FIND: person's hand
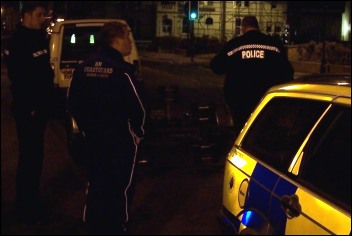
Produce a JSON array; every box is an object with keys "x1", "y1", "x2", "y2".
[
  {"x1": 135, "y1": 136, "x2": 142, "y2": 145},
  {"x1": 30, "y1": 111, "x2": 36, "y2": 116},
  {"x1": 132, "y1": 131, "x2": 143, "y2": 145}
]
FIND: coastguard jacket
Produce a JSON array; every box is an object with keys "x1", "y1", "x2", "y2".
[
  {"x1": 210, "y1": 30, "x2": 294, "y2": 113},
  {"x1": 67, "y1": 46, "x2": 146, "y2": 142},
  {"x1": 4, "y1": 24, "x2": 54, "y2": 113}
]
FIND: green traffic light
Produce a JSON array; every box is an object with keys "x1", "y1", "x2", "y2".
[
  {"x1": 190, "y1": 12, "x2": 197, "y2": 19},
  {"x1": 189, "y1": 1, "x2": 199, "y2": 20}
]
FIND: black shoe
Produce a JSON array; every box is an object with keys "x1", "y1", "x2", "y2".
[
  {"x1": 15, "y1": 208, "x2": 46, "y2": 225},
  {"x1": 16, "y1": 214, "x2": 43, "y2": 225}
]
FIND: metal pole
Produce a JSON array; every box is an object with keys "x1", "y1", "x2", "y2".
[
  {"x1": 320, "y1": 2, "x2": 327, "y2": 74},
  {"x1": 221, "y1": 1, "x2": 226, "y2": 42},
  {"x1": 190, "y1": 20, "x2": 194, "y2": 63}
]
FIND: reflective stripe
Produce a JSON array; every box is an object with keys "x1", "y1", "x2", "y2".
[
  {"x1": 124, "y1": 72, "x2": 146, "y2": 137},
  {"x1": 227, "y1": 44, "x2": 280, "y2": 56},
  {"x1": 124, "y1": 122, "x2": 139, "y2": 223}
]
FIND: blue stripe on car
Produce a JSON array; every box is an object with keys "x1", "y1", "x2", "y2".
[
  {"x1": 270, "y1": 177, "x2": 298, "y2": 234},
  {"x1": 241, "y1": 163, "x2": 280, "y2": 229}
]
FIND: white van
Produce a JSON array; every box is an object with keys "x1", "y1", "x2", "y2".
[{"x1": 49, "y1": 18, "x2": 141, "y2": 94}]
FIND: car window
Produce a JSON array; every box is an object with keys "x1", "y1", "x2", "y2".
[
  {"x1": 241, "y1": 97, "x2": 328, "y2": 171},
  {"x1": 298, "y1": 105, "x2": 351, "y2": 211},
  {"x1": 61, "y1": 25, "x2": 102, "y2": 61}
]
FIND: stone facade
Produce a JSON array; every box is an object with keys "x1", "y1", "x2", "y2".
[{"x1": 156, "y1": 1, "x2": 288, "y2": 41}]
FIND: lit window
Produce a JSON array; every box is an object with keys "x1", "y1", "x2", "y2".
[
  {"x1": 70, "y1": 34, "x2": 76, "y2": 44},
  {"x1": 90, "y1": 34, "x2": 94, "y2": 44}
]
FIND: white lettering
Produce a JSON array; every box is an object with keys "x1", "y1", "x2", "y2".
[
  {"x1": 83, "y1": 66, "x2": 114, "y2": 78},
  {"x1": 241, "y1": 50, "x2": 265, "y2": 59},
  {"x1": 32, "y1": 49, "x2": 49, "y2": 58},
  {"x1": 95, "y1": 61, "x2": 102, "y2": 67}
]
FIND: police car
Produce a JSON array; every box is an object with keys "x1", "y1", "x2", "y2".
[{"x1": 220, "y1": 74, "x2": 351, "y2": 235}]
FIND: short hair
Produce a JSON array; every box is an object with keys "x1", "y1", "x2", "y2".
[
  {"x1": 100, "y1": 21, "x2": 129, "y2": 47},
  {"x1": 241, "y1": 15, "x2": 259, "y2": 30},
  {"x1": 21, "y1": 1, "x2": 46, "y2": 18}
]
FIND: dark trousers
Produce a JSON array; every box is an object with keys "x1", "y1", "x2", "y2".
[
  {"x1": 228, "y1": 108, "x2": 249, "y2": 138},
  {"x1": 83, "y1": 138, "x2": 137, "y2": 235},
  {"x1": 13, "y1": 110, "x2": 48, "y2": 218}
]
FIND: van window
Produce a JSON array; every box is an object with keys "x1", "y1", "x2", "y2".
[
  {"x1": 299, "y1": 106, "x2": 351, "y2": 211},
  {"x1": 61, "y1": 25, "x2": 102, "y2": 62},
  {"x1": 241, "y1": 98, "x2": 328, "y2": 171}
]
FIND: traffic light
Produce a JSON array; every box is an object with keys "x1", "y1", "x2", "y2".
[{"x1": 189, "y1": 1, "x2": 199, "y2": 20}]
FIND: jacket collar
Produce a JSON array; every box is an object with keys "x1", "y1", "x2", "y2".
[{"x1": 101, "y1": 46, "x2": 124, "y2": 61}]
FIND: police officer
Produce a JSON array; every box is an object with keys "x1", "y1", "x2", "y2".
[
  {"x1": 4, "y1": 1, "x2": 54, "y2": 224},
  {"x1": 210, "y1": 15, "x2": 294, "y2": 137},
  {"x1": 67, "y1": 21, "x2": 146, "y2": 234}
]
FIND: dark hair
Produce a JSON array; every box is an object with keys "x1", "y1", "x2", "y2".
[
  {"x1": 241, "y1": 15, "x2": 259, "y2": 30},
  {"x1": 100, "y1": 21, "x2": 128, "y2": 47},
  {"x1": 21, "y1": 1, "x2": 46, "y2": 18}
]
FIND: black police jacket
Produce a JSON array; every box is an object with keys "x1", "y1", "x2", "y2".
[
  {"x1": 67, "y1": 46, "x2": 146, "y2": 142},
  {"x1": 4, "y1": 25, "x2": 54, "y2": 114},
  {"x1": 210, "y1": 30, "x2": 294, "y2": 112}
]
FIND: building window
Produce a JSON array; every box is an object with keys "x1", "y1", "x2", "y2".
[
  {"x1": 162, "y1": 17, "x2": 172, "y2": 33},
  {"x1": 235, "y1": 18, "x2": 242, "y2": 27},
  {"x1": 205, "y1": 17, "x2": 213, "y2": 25},
  {"x1": 236, "y1": 1, "x2": 241, "y2": 7},
  {"x1": 204, "y1": 1, "x2": 214, "y2": 6},
  {"x1": 235, "y1": 27, "x2": 241, "y2": 36},
  {"x1": 161, "y1": 1, "x2": 174, "y2": 5},
  {"x1": 244, "y1": 1, "x2": 249, "y2": 7},
  {"x1": 266, "y1": 22, "x2": 272, "y2": 33},
  {"x1": 182, "y1": 17, "x2": 190, "y2": 33},
  {"x1": 271, "y1": 2, "x2": 277, "y2": 9}
]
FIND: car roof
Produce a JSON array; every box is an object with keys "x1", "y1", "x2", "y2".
[
  {"x1": 294, "y1": 73, "x2": 351, "y2": 85},
  {"x1": 269, "y1": 73, "x2": 351, "y2": 99}
]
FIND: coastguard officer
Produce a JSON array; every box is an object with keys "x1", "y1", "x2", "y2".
[
  {"x1": 67, "y1": 21, "x2": 146, "y2": 234},
  {"x1": 210, "y1": 15, "x2": 294, "y2": 137}
]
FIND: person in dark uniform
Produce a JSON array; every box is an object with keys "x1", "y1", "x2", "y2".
[
  {"x1": 4, "y1": 1, "x2": 54, "y2": 224},
  {"x1": 67, "y1": 21, "x2": 146, "y2": 235},
  {"x1": 210, "y1": 15, "x2": 294, "y2": 137}
]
